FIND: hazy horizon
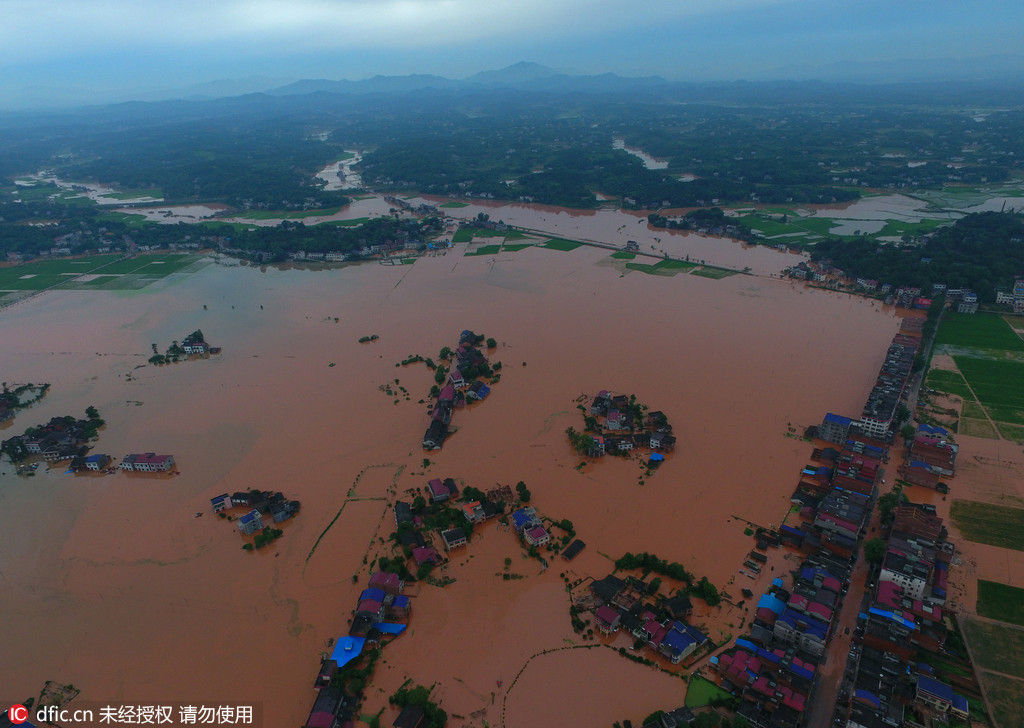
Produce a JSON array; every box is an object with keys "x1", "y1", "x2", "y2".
[{"x1": 3, "y1": 0, "x2": 1024, "y2": 110}]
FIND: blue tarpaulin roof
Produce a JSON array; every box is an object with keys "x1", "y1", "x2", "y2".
[
  {"x1": 649, "y1": 453, "x2": 665, "y2": 462},
  {"x1": 757, "y1": 593, "x2": 786, "y2": 615},
  {"x1": 735, "y1": 638, "x2": 758, "y2": 652},
  {"x1": 869, "y1": 607, "x2": 916, "y2": 630},
  {"x1": 374, "y1": 622, "x2": 406, "y2": 635},
  {"x1": 330, "y1": 636, "x2": 366, "y2": 666},
  {"x1": 360, "y1": 588, "x2": 387, "y2": 603}
]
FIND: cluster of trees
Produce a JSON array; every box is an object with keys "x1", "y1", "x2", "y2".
[
  {"x1": 389, "y1": 684, "x2": 446, "y2": 728},
  {"x1": 0, "y1": 207, "x2": 441, "y2": 261},
  {"x1": 0, "y1": 382, "x2": 49, "y2": 411},
  {"x1": 615, "y1": 552, "x2": 693, "y2": 585},
  {"x1": 812, "y1": 212, "x2": 1024, "y2": 302}
]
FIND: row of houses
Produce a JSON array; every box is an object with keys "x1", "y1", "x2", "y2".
[
  {"x1": 422, "y1": 330, "x2": 496, "y2": 450},
  {"x1": 844, "y1": 503, "x2": 966, "y2": 728},
  {"x1": 703, "y1": 402, "x2": 889, "y2": 728},
  {"x1": 818, "y1": 333, "x2": 919, "y2": 443},
  {"x1": 586, "y1": 573, "x2": 709, "y2": 665},
  {"x1": 303, "y1": 570, "x2": 413, "y2": 728},
  {"x1": 994, "y1": 277, "x2": 1024, "y2": 313},
  {"x1": 714, "y1": 554, "x2": 857, "y2": 727},
  {"x1": 211, "y1": 490, "x2": 301, "y2": 533},
  {"x1": 119, "y1": 452, "x2": 175, "y2": 472},
  {"x1": 2, "y1": 415, "x2": 99, "y2": 462},
  {"x1": 584, "y1": 391, "x2": 677, "y2": 458}
]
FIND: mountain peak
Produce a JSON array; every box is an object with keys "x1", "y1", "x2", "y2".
[{"x1": 466, "y1": 61, "x2": 560, "y2": 84}]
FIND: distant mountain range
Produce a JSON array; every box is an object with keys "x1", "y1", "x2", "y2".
[
  {"x1": 4, "y1": 59, "x2": 1024, "y2": 116},
  {"x1": 264, "y1": 62, "x2": 667, "y2": 97}
]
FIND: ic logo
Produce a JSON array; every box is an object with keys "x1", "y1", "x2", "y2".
[{"x1": 7, "y1": 704, "x2": 28, "y2": 724}]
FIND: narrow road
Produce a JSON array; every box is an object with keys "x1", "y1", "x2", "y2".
[{"x1": 806, "y1": 528, "x2": 871, "y2": 728}]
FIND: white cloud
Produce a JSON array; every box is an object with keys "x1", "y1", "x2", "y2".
[{"x1": 0, "y1": 0, "x2": 789, "y2": 62}]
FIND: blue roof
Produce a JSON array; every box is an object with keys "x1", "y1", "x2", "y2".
[
  {"x1": 210, "y1": 493, "x2": 229, "y2": 503},
  {"x1": 772, "y1": 577, "x2": 784, "y2": 587},
  {"x1": 360, "y1": 588, "x2": 387, "y2": 603},
  {"x1": 649, "y1": 453, "x2": 665, "y2": 462},
  {"x1": 801, "y1": 468, "x2": 817, "y2": 476},
  {"x1": 757, "y1": 593, "x2": 787, "y2": 616},
  {"x1": 910, "y1": 460, "x2": 933, "y2": 470},
  {"x1": 709, "y1": 655, "x2": 719, "y2": 665},
  {"x1": 329, "y1": 636, "x2": 366, "y2": 667},
  {"x1": 869, "y1": 607, "x2": 916, "y2": 631},
  {"x1": 756, "y1": 647, "x2": 781, "y2": 664},
  {"x1": 781, "y1": 525, "x2": 805, "y2": 538},
  {"x1": 661, "y1": 628, "x2": 696, "y2": 654},
  {"x1": 919, "y1": 423, "x2": 948, "y2": 435},
  {"x1": 735, "y1": 638, "x2": 758, "y2": 652},
  {"x1": 85, "y1": 453, "x2": 106, "y2": 462},
  {"x1": 239, "y1": 510, "x2": 260, "y2": 524},
  {"x1": 393, "y1": 595, "x2": 410, "y2": 608},
  {"x1": 855, "y1": 689, "x2": 881, "y2": 708},
  {"x1": 824, "y1": 413, "x2": 851, "y2": 425},
  {"x1": 373, "y1": 622, "x2": 407, "y2": 635},
  {"x1": 789, "y1": 663, "x2": 814, "y2": 680},
  {"x1": 917, "y1": 675, "x2": 954, "y2": 702},
  {"x1": 952, "y1": 693, "x2": 969, "y2": 711},
  {"x1": 777, "y1": 608, "x2": 828, "y2": 640},
  {"x1": 512, "y1": 509, "x2": 534, "y2": 529}
]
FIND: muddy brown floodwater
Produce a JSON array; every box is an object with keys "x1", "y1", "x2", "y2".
[
  {"x1": 418, "y1": 197, "x2": 803, "y2": 275},
  {"x1": 0, "y1": 242, "x2": 898, "y2": 726}
]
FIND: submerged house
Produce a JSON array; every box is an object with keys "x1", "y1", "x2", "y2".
[
  {"x1": 422, "y1": 420, "x2": 448, "y2": 450},
  {"x1": 238, "y1": 509, "x2": 264, "y2": 535}
]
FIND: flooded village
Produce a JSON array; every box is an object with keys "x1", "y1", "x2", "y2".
[{"x1": 1, "y1": 188, "x2": 1018, "y2": 728}]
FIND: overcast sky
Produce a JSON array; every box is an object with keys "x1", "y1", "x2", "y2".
[{"x1": 2, "y1": 0, "x2": 1023, "y2": 108}]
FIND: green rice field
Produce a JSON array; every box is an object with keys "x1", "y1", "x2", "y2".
[
  {"x1": 0, "y1": 253, "x2": 202, "y2": 292},
  {"x1": 935, "y1": 312, "x2": 1024, "y2": 351}
]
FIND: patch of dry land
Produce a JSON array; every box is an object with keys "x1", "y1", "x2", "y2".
[{"x1": 0, "y1": 243, "x2": 899, "y2": 726}]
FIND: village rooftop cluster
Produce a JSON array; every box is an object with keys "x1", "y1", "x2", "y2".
[
  {"x1": 422, "y1": 330, "x2": 497, "y2": 450},
  {"x1": 568, "y1": 390, "x2": 676, "y2": 468},
  {"x1": 292, "y1": 474, "x2": 577, "y2": 728}
]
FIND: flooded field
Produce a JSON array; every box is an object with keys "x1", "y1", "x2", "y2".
[
  {"x1": 0, "y1": 242, "x2": 899, "y2": 726},
  {"x1": 216, "y1": 195, "x2": 394, "y2": 226},
  {"x1": 420, "y1": 197, "x2": 801, "y2": 274},
  {"x1": 613, "y1": 138, "x2": 669, "y2": 170},
  {"x1": 811, "y1": 193, "x2": 959, "y2": 231},
  {"x1": 315, "y1": 151, "x2": 364, "y2": 191},
  {"x1": 17, "y1": 174, "x2": 163, "y2": 205},
  {"x1": 113, "y1": 204, "x2": 228, "y2": 223}
]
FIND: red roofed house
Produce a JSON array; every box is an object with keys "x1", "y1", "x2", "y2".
[
  {"x1": 412, "y1": 546, "x2": 440, "y2": 566},
  {"x1": 594, "y1": 605, "x2": 621, "y2": 633},
  {"x1": 524, "y1": 525, "x2": 550, "y2": 546},
  {"x1": 369, "y1": 571, "x2": 404, "y2": 596}
]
